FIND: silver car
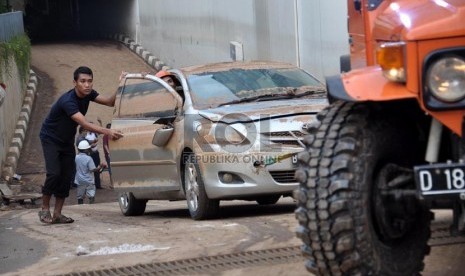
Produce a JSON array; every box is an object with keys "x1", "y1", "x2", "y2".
[{"x1": 110, "y1": 61, "x2": 327, "y2": 220}]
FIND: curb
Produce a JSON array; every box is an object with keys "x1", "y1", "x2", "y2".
[
  {"x1": 2, "y1": 70, "x2": 38, "y2": 178},
  {"x1": 105, "y1": 33, "x2": 171, "y2": 72}
]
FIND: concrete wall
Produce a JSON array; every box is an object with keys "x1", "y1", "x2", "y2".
[
  {"x1": 10, "y1": 0, "x2": 349, "y2": 81},
  {"x1": 129, "y1": 0, "x2": 348, "y2": 82},
  {"x1": 0, "y1": 11, "x2": 24, "y2": 42},
  {"x1": 0, "y1": 58, "x2": 24, "y2": 176},
  {"x1": 0, "y1": 10, "x2": 34, "y2": 179},
  {"x1": 298, "y1": 1, "x2": 350, "y2": 80}
]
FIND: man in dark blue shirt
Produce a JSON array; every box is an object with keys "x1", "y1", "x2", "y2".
[{"x1": 38, "y1": 66, "x2": 124, "y2": 224}]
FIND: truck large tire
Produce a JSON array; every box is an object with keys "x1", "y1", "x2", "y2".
[{"x1": 295, "y1": 102, "x2": 432, "y2": 275}]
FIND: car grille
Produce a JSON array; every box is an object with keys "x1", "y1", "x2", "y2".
[
  {"x1": 262, "y1": 131, "x2": 305, "y2": 147},
  {"x1": 270, "y1": 170, "x2": 297, "y2": 183}
]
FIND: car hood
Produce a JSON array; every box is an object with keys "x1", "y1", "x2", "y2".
[
  {"x1": 373, "y1": 0, "x2": 465, "y2": 41},
  {"x1": 198, "y1": 98, "x2": 328, "y2": 123}
]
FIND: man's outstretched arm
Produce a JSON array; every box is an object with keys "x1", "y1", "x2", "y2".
[
  {"x1": 93, "y1": 71, "x2": 127, "y2": 107},
  {"x1": 71, "y1": 112, "x2": 123, "y2": 140}
]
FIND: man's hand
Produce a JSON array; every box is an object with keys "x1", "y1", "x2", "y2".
[
  {"x1": 119, "y1": 71, "x2": 128, "y2": 82},
  {"x1": 107, "y1": 129, "x2": 124, "y2": 140}
]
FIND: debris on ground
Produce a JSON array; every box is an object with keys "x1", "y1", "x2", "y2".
[{"x1": 0, "y1": 177, "x2": 41, "y2": 209}]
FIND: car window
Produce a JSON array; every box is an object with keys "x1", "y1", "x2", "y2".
[
  {"x1": 117, "y1": 78, "x2": 177, "y2": 118},
  {"x1": 187, "y1": 68, "x2": 323, "y2": 109}
]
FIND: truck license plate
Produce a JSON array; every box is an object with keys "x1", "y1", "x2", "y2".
[{"x1": 414, "y1": 163, "x2": 465, "y2": 197}]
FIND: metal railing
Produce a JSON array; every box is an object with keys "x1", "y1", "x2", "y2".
[{"x1": 0, "y1": 11, "x2": 24, "y2": 42}]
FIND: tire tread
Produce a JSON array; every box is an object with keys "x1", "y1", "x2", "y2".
[{"x1": 295, "y1": 102, "x2": 431, "y2": 275}]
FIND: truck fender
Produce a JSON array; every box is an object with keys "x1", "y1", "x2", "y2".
[{"x1": 326, "y1": 66, "x2": 417, "y2": 103}]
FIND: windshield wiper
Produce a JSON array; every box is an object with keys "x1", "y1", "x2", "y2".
[
  {"x1": 293, "y1": 88, "x2": 326, "y2": 98},
  {"x1": 217, "y1": 88, "x2": 326, "y2": 107},
  {"x1": 217, "y1": 94, "x2": 278, "y2": 107}
]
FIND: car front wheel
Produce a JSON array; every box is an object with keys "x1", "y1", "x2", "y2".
[{"x1": 183, "y1": 153, "x2": 219, "y2": 220}]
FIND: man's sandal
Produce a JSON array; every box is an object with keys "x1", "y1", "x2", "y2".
[
  {"x1": 52, "y1": 214, "x2": 74, "y2": 224},
  {"x1": 38, "y1": 210, "x2": 53, "y2": 224}
]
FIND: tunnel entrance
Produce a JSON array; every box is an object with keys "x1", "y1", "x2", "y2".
[
  {"x1": 24, "y1": 0, "x2": 76, "y2": 40},
  {"x1": 23, "y1": 0, "x2": 133, "y2": 41}
]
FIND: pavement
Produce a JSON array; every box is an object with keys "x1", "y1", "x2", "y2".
[
  {"x1": 0, "y1": 195, "x2": 464, "y2": 276},
  {"x1": 0, "y1": 196, "x2": 309, "y2": 276}
]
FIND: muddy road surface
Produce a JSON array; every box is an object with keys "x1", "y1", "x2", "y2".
[{"x1": 1, "y1": 41, "x2": 464, "y2": 276}]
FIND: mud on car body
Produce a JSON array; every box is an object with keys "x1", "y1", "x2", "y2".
[
  {"x1": 295, "y1": 0, "x2": 465, "y2": 275},
  {"x1": 109, "y1": 61, "x2": 327, "y2": 220}
]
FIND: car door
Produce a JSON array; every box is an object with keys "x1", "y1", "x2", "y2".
[{"x1": 110, "y1": 74, "x2": 182, "y2": 192}]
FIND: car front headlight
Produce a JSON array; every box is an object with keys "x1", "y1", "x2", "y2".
[
  {"x1": 218, "y1": 123, "x2": 248, "y2": 144},
  {"x1": 218, "y1": 123, "x2": 253, "y2": 153},
  {"x1": 376, "y1": 42, "x2": 406, "y2": 82},
  {"x1": 427, "y1": 56, "x2": 465, "y2": 102},
  {"x1": 195, "y1": 121, "x2": 252, "y2": 152}
]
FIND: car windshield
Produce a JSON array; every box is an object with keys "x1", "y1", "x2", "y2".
[{"x1": 187, "y1": 67, "x2": 324, "y2": 109}]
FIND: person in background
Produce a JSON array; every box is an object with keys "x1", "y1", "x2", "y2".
[
  {"x1": 155, "y1": 70, "x2": 184, "y2": 103},
  {"x1": 75, "y1": 126, "x2": 88, "y2": 146},
  {"x1": 75, "y1": 140, "x2": 106, "y2": 204},
  {"x1": 155, "y1": 70, "x2": 178, "y2": 90},
  {"x1": 38, "y1": 66, "x2": 124, "y2": 224},
  {"x1": 85, "y1": 122, "x2": 102, "y2": 189},
  {"x1": 71, "y1": 126, "x2": 89, "y2": 188},
  {"x1": 103, "y1": 123, "x2": 112, "y2": 187}
]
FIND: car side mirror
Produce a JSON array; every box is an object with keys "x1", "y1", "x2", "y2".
[{"x1": 152, "y1": 124, "x2": 174, "y2": 147}]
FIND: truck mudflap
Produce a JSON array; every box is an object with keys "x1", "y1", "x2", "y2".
[
  {"x1": 325, "y1": 66, "x2": 417, "y2": 104},
  {"x1": 414, "y1": 162, "x2": 465, "y2": 200}
]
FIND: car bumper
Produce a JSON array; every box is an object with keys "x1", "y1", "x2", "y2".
[{"x1": 196, "y1": 150, "x2": 301, "y2": 199}]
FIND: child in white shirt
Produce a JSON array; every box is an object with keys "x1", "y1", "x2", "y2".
[{"x1": 75, "y1": 140, "x2": 105, "y2": 204}]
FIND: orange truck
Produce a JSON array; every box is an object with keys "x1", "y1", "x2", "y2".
[{"x1": 295, "y1": 0, "x2": 465, "y2": 275}]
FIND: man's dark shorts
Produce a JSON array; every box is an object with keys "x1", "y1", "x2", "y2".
[{"x1": 41, "y1": 139, "x2": 75, "y2": 198}]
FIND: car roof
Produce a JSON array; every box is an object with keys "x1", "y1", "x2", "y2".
[{"x1": 180, "y1": 60, "x2": 297, "y2": 76}]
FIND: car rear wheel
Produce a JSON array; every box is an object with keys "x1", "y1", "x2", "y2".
[
  {"x1": 295, "y1": 102, "x2": 432, "y2": 275},
  {"x1": 118, "y1": 192, "x2": 147, "y2": 216},
  {"x1": 184, "y1": 153, "x2": 219, "y2": 220}
]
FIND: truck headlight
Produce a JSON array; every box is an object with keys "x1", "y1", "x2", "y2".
[
  {"x1": 427, "y1": 57, "x2": 465, "y2": 102},
  {"x1": 376, "y1": 42, "x2": 406, "y2": 82}
]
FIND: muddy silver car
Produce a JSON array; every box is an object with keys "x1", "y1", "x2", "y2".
[{"x1": 110, "y1": 61, "x2": 327, "y2": 220}]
